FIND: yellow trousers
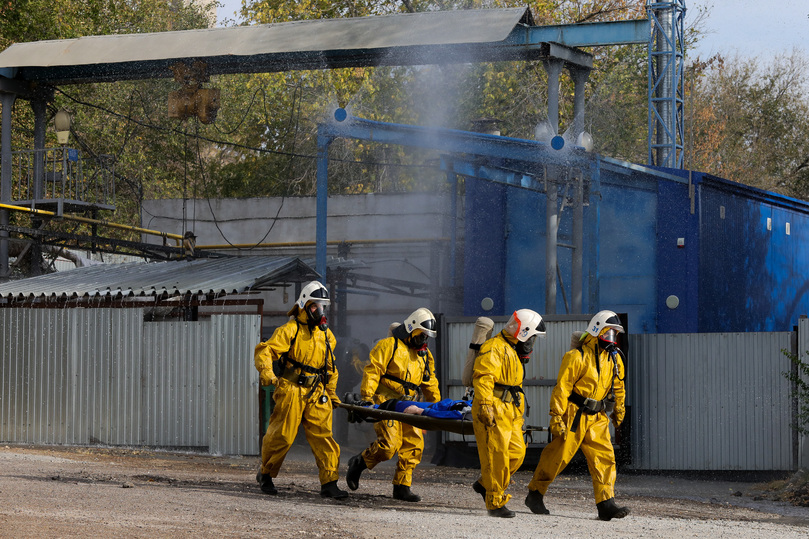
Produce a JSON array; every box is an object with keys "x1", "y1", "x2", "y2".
[
  {"x1": 260, "y1": 379, "x2": 340, "y2": 485},
  {"x1": 362, "y1": 419, "x2": 424, "y2": 486},
  {"x1": 472, "y1": 400, "x2": 526, "y2": 510},
  {"x1": 528, "y1": 412, "x2": 616, "y2": 503}
]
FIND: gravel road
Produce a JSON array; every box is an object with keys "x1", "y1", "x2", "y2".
[{"x1": 0, "y1": 443, "x2": 807, "y2": 538}]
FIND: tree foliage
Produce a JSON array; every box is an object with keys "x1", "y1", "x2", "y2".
[
  {"x1": 5, "y1": 0, "x2": 809, "y2": 252},
  {"x1": 686, "y1": 52, "x2": 809, "y2": 199},
  {"x1": 783, "y1": 348, "x2": 809, "y2": 436}
]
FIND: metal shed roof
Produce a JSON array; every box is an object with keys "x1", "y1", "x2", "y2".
[
  {"x1": 0, "y1": 8, "x2": 537, "y2": 84},
  {"x1": 0, "y1": 256, "x2": 318, "y2": 301}
]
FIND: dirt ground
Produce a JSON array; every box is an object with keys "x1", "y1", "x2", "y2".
[{"x1": 0, "y1": 442, "x2": 808, "y2": 538}]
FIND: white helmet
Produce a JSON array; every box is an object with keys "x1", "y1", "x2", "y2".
[
  {"x1": 504, "y1": 309, "x2": 546, "y2": 342},
  {"x1": 404, "y1": 307, "x2": 437, "y2": 338},
  {"x1": 296, "y1": 281, "x2": 330, "y2": 309},
  {"x1": 586, "y1": 310, "x2": 624, "y2": 338}
]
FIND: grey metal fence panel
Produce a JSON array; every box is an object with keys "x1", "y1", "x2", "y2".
[
  {"x1": 441, "y1": 315, "x2": 591, "y2": 443},
  {"x1": 630, "y1": 331, "x2": 793, "y2": 471},
  {"x1": 798, "y1": 317, "x2": 809, "y2": 469},
  {"x1": 142, "y1": 320, "x2": 209, "y2": 448},
  {"x1": 208, "y1": 314, "x2": 261, "y2": 455},
  {"x1": 0, "y1": 308, "x2": 259, "y2": 455}
]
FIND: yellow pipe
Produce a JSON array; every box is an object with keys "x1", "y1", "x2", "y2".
[
  {"x1": 197, "y1": 238, "x2": 451, "y2": 250},
  {"x1": 0, "y1": 202, "x2": 183, "y2": 245}
]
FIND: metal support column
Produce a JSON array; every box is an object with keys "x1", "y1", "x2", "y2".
[
  {"x1": 571, "y1": 67, "x2": 590, "y2": 142},
  {"x1": 545, "y1": 173, "x2": 558, "y2": 314},
  {"x1": 572, "y1": 170, "x2": 584, "y2": 313},
  {"x1": 316, "y1": 129, "x2": 332, "y2": 283},
  {"x1": 0, "y1": 92, "x2": 16, "y2": 280},
  {"x1": 448, "y1": 170, "x2": 458, "y2": 287},
  {"x1": 30, "y1": 96, "x2": 48, "y2": 276},
  {"x1": 544, "y1": 59, "x2": 564, "y2": 135},
  {"x1": 648, "y1": 0, "x2": 685, "y2": 168}
]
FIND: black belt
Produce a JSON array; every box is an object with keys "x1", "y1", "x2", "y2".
[
  {"x1": 494, "y1": 383, "x2": 524, "y2": 407},
  {"x1": 569, "y1": 391, "x2": 608, "y2": 433},
  {"x1": 381, "y1": 373, "x2": 422, "y2": 399}
]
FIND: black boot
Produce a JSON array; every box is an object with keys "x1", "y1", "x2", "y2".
[
  {"x1": 487, "y1": 505, "x2": 516, "y2": 518},
  {"x1": 525, "y1": 489, "x2": 550, "y2": 514},
  {"x1": 320, "y1": 480, "x2": 348, "y2": 499},
  {"x1": 596, "y1": 498, "x2": 630, "y2": 521},
  {"x1": 256, "y1": 471, "x2": 277, "y2": 495},
  {"x1": 472, "y1": 480, "x2": 486, "y2": 501},
  {"x1": 392, "y1": 484, "x2": 421, "y2": 502},
  {"x1": 346, "y1": 454, "x2": 367, "y2": 491}
]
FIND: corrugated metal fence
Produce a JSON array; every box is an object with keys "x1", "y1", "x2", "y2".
[
  {"x1": 442, "y1": 315, "x2": 802, "y2": 471},
  {"x1": 0, "y1": 308, "x2": 260, "y2": 455},
  {"x1": 629, "y1": 331, "x2": 795, "y2": 471}
]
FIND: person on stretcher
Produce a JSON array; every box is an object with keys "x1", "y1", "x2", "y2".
[{"x1": 376, "y1": 398, "x2": 472, "y2": 420}]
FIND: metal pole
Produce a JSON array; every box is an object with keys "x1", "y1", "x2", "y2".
[
  {"x1": 544, "y1": 59, "x2": 564, "y2": 135},
  {"x1": 30, "y1": 97, "x2": 48, "y2": 276},
  {"x1": 572, "y1": 170, "x2": 583, "y2": 313},
  {"x1": 571, "y1": 67, "x2": 590, "y2": 141},
  {"x1": 0, "y1": 93, "x2": 16, "y2": 280},
  {"x1": 448, "y1": 170, "x2": 457, "y2": 287},
  {"x1": 656, "y1": 6, "x2": 673, "y2": 167},
  {"x1": 316, "y1": 129, "x2": 331, "y2": 284},
  {"x1": 545, "y1": 173, "x2": 558, "y2": 314}
]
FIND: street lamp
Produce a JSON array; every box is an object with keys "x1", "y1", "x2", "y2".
[{"x1": 54, "y1": 110, "x2": 71, "y2": 145}]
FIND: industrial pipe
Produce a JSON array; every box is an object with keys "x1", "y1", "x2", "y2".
[{"x1": 0, "y1": 202, "x2": 183, "y2": 245}]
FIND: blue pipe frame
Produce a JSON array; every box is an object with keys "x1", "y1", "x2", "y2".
[{"x1": 315, "y1": 110, "x2": 595, "y2": 286}]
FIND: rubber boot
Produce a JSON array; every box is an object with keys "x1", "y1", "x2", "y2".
[
  {"x1": 596, "y1": 498, "x2": 630, "y2": 521},
  {"x1": 525, "y1": 489, "x2": 550, "y2": 514},
  {"x1": 392, "y1": 484, "x2": 421, "y2": 502},
  {"x1": 346, "y1": 454, "x2": 367, "y2": 491},
  {"x1": 256, "y1": 471, "x2": 278, "y2": 495},
  {"x1": 487, "y1": 505, "x2": 516, "y2": 518},
  {"x1": 320, "y1": 480, "x2": 348, "y2": 499},
  {"x1": 472, "y1": 480, "x2": 486, "y2": 501}
]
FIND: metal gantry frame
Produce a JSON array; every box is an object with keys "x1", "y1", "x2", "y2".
[
  {"x1": 648, "y1": 0, "x2": 686, "y2": 169},
  {"x1": 316, "y1": 111, "x2": 596, "y2": 315},
  {"x1": 0, "y1": 6, "x2": 688, "y2": 284}
]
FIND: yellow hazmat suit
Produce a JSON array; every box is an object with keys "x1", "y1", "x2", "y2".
[
  {"x1": 472, "y1": 330, "x2": 527, "y2": 511},
  {"x1": 528, "y1": 332, "x2": 626, "y2": 503},
  {"x1": 358, "y1": 333, "x2": 440, "y2": 487},
  {"x1": 254, "y1": 308, "x2": 341, "y2": 486}
]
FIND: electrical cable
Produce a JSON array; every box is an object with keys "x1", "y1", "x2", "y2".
[{"x1": 54, "y1": 86, "x2": 439, "y2": 170}]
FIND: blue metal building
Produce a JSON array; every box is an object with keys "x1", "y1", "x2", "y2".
[{"x1": 464, "y1": 160, "x2": 809, "y2": 334}]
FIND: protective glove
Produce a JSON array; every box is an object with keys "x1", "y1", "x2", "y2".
[
  {"x1": 259, "y1": 371, "x2": 275, "y2": 388},
  {"x1": 549, "y1": 416, "x2": 566, "y2": 441},
  {"x1": 611, "y1": 413, "x2": 623, "y2": 429},
  {"x1": 477, "y1": 404, "x2": 495, "y2": 427}
]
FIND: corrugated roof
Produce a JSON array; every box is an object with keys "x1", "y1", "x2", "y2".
[
  {"x1": 0, "y1": 256, "x2": 319, "y2": 301},
  {"x1": 0, "y1": 8, "x2": 534, "y2": 83}
]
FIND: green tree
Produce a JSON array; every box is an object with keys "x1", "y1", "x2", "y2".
[
  {"x1": 783, "y1": 349, "x2": 809, "y2": 436},
  {"x1": 686, "y1": 52, "x2": 809, "y2": 199},
  {"x1": 0, "y1": 0, "x2": 215, "y2": 244}
]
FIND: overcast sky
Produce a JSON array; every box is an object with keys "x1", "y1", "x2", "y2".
[{"x1": 216, "y1": 1, "x2": 809, "y2": 60}]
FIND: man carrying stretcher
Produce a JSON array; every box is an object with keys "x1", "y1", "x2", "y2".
[{"x1": 345, "y1": 308, "x2": 441, "y2": 502}]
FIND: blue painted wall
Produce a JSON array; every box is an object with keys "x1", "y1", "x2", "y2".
[
  {"x1": 464, "y1": 160, "x2": 809, "y2": 333},
  {"x1": 695, "y1": 174, "x2": 809, "y2": 332}
]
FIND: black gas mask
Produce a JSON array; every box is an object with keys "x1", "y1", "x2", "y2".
[
  {"x1": 407, "y1": 331, "x2": 429, "y2": 357},
  {"x1": 515, "y1": 335, "x2": 537, "y2": 364},
  {"x1": 306, "y1": 302, "x2": 328, "y2": 332},
  {"x1": 598, "y1": 328, "x2": 618, "y2": 352}
]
